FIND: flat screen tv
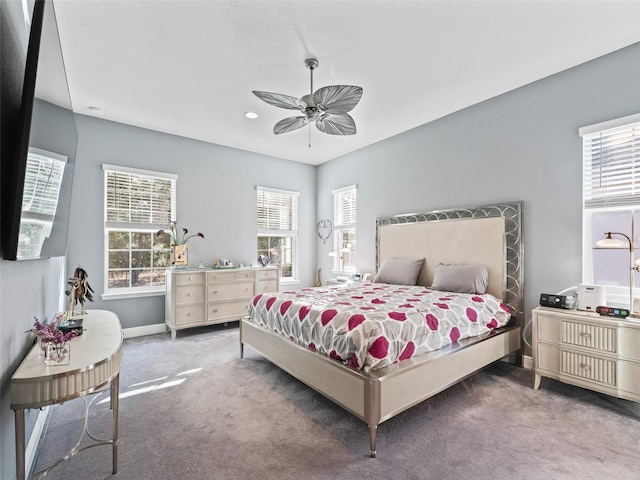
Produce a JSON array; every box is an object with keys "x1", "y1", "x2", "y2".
[{"x1": 2, "y1": 0, "x2": 77, "y2": 260}]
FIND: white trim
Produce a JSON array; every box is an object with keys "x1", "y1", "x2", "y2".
[
  {"x1": 102, "y1": 163, "x2": 178, "y2": 180},
  {"x1": 256, "y1": 185, "x2": 300, "y2": 197},
  {"x1": 522, "y1": 355, "x2": 533, "y2": 370},
  {"x1": 123, "y1": 323, "x2": 167, "y2": 338},
  {"x1": 101, "y1": 289, "x2": 164, "y2": 301},
  {"x1": 332, "y1": 184, "x2": 357, "y2": 195},
  {"x1": 579, "y1": 112, "x2": 640, "y2": 137},
  {"x1": 25, "y1": 406, "x2": 50, "y2": 477},
  {"x1": 30, "y1": 147, "x2": 68, "y2": 164}
]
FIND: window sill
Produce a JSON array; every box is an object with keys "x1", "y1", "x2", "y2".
[{"x1": 101, "y1": 289, "x2": 165, "y2": 301}]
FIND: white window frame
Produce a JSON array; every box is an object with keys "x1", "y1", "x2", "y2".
[
  {"x1": 332, "y1": 185, "x2": 357, "y2": 274},
  {"x1": 256, "y1": 186, "x2": 299, "y2": 283},
  {"x1": 581, "y1": 114, "x2": 640, "y2": 307},
  {"x1": 103, "y1": 164, "x2": 177, "y2": 299}
]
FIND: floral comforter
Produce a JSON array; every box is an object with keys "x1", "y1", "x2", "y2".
[{"x1": 247, "y1": 282, "x2": 512, "y2": 372}]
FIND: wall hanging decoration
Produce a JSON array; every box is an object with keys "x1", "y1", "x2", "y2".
[
  {"x1": 157, "y1": 221, "x2": 204, "y2": 268},
  {"x1": 317, "y1": 219, "x2": 333, "y2": 244}
]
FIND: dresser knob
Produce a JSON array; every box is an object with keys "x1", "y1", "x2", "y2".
[
  {"x1": 580, "y1": 363, "x2": 591, "y2": 371},
  {"x1": 187, "y1": 293, "x2": 192, "y2": 297},
  {"x1": 579, "y1": 332, "x2": 591, "y2": 340}
]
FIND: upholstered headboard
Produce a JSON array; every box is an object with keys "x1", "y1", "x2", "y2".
[{"x1": 375, "y1": 202, "x2": 523, "y2": 323}]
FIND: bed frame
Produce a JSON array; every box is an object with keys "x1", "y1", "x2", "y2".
[{"x1": 240, "y1": 202, "x2": 523, "y2": 457}]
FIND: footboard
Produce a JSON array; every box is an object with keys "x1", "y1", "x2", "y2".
[{"x1": 240, "y1": 318, "x2": 521, "y2": 457}]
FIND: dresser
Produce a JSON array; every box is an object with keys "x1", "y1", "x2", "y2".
[
  {"x1": 532, "y1": 307, "x2": 640, "y2": 402},
  {"x1": 165, "y1": 266, "x2": 279, "y2": 339}
]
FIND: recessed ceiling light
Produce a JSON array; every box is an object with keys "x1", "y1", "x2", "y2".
[
  {"x1": 88, "y1": 106, "x2": 103, "y2": 115},
  {"x1": 245, "y1": 111, "x2": 258, "y2": 119}
]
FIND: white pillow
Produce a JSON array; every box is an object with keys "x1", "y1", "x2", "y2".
[
  {"x1": 373, "y1": 258, "x2": 424, "y2": 285},
  {"x1": 431, "y1": 263, "x2": 488, "y2": 294}
]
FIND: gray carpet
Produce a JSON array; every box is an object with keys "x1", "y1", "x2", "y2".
[{"x1": 32, "y1": 324, "x2": 640, "y2": 480}]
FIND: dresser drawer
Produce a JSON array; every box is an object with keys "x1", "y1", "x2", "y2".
[
  {"x1": 208, "y1": 300, "x2": 250, "y2": 321},
  {"x1": 561, "y1": 350, "x2": 617, "y2": 386},
  {"x1": 176, "y1": 304, "x2": 206, "y2": 325},
  {"x1": 174, "y1": 272, "x2": 205, "y2": 286},
  {"x1": 176, "y1": 285, "x2": 205, "y2": 304},
  {"x1": 535, "y1": 313, "x2": 562, "y2": 343},
  {"x1": 256, "y1": 279, "x2": 278, "y2": 294},
  {"x1": 208, "y1": 281, "x2": 254, "y2": 301},
  {"x1": 257, "y1": 268, "x2": 278, "y2": 280},
  {"x1": 207, "y1": 270, "x2": 255, "y2": 283}
]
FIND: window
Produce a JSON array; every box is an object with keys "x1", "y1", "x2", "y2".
[
  {"x1": 581, "y1": 114, "x2": 640, "y2": 305},
  {"x1": 332, "y1": 185, "x2": 357, "y2": 273},
  {"x1": 257, "y1": 186, "x2": 298, "y2": 281},
  {"x1": 103, "y1": 164, "x2": 176, "y2": 297}
]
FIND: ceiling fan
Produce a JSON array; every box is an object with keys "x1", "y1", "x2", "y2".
[{"x1": 252, "y1": 58, "x2": 363, "y2": 137}]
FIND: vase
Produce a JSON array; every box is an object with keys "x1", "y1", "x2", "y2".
[
  {"x1": 171, "y1": 244, "x2": 188, "y2": 267},
  {"x1": 44, "y1": 342, "x2": 70, "y2": 365}
]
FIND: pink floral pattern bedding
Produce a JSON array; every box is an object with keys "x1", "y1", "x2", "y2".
[{"x1": 247, "y1": 282, "x2": 511, "y2": 372}]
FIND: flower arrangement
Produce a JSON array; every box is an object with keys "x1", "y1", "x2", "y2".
[
  {"x1": 156, "y1": 221, "x2": 204, "y2": 245},
  {"x1": 29, "y1": 317, "x2": 79, "y2": 344}
]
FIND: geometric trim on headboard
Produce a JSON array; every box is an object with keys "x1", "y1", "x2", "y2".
[{"x1": 375, "y1": 201, "x2": 524, "y2": 326}]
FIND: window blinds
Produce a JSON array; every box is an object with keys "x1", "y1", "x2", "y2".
[
  {"x1": 334, "y1": 186, "x2": 357, "y2": 226},
  {"x1": 104, "y1": 165, "x2": 176, "y2": 229},
  {"x1": 257, "y1": 187, "x2": 298, "y2": 231},
  {"x1": 583, "y1": 120, "x2": 640, "y2": 208},
  {"x1": 22, "y1": 151, "x2": 66, "y2": 220}
]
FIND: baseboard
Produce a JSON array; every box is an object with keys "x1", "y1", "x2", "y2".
[
  {"x1": 23, "y1": 406, "x2": 50, "y2": 479},
  {"x1": 123, "y1": 323, "x2": 167, "y2": 339},
  {"x1": 522, "y1": 354, "x2": 533, "y2": 370}
]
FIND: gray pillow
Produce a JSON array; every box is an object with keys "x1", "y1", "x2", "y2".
[
  {"x1": 431, "y1": 263, "x2": 488, "y2": 294},
  {"x1": 373, "y1": 258, "x2": 424, "y2": 285}
]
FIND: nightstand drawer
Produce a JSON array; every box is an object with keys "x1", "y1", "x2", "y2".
[
  {"x1": 562, "y1": 321, "x2": 616, "y2": 354},
  {"x1": 562, "y1": 350, "x2": 617, "y2": 386},
  {"x1": 176, "y1": 285, "x2": 205, "y2": 304},
  {"x1": 208, "y1": 281, "x2": 254, "y2": 301}
]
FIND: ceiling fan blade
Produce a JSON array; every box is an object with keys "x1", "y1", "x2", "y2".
[
  {"x1": 274, "y1": 116, "x2": 309, "y2": 135},
  {"x1": 252, "y1": 91, "x2": 305, "y2": 110},
  {"x1": 316, "y1": 113, "x2": 356, "y2": 135},
  {"x1": 313, "y1": 85, "x2": 363, "y2": 114}
]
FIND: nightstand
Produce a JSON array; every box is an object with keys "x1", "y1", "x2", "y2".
[
  {"x1": 325, "y1": 278, "x2": 356, "y2": 287},
  {"x1": 532, "y1": 306, "x2": 640, "y2": 402}
]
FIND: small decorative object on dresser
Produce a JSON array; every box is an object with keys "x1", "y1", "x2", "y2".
[
  {"x1": 532, "y1": 306, "x2": 640, "y2": 403},
  {"x1": 157, "y1": 221, "x2": 204, "y2": 267}
]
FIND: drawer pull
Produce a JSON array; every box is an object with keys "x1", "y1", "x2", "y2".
[
  {"x1": 187, "y1": 293, "x2": 192, "y2": 297},
  {"x1": 212, "y1": 290, "x2": 218, "y2": 294},
  {"x1": 579, "y1": 332, "x2": 591, "y2": 340},
  {"x1": 187, "y1": 312, "x2": 193, "y2": 316},
  {"x1": 580, "y1": 363, "x2": 591, "y2": 371},
  {"x1": 212, "y1": 309, "x2": 218, "y2": 313},
  {"x1": 188, "y1": 276, "x2": 193, "y2": 281}
]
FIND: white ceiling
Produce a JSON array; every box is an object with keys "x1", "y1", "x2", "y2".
[{"x1": 52, "y1": 0, "x2": 640, "y2": 166}]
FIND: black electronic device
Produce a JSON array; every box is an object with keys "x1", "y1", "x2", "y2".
[
  {"x1": 540, "y1": 293, "x2": 575, "y2": 309},
  {"x1": 596, "y1": 306, "x2": 630, "y2": 318}
]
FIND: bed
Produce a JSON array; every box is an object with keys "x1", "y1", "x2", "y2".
[{"x1": 240, "y1": 202, "x2": 523, "y2": 457}]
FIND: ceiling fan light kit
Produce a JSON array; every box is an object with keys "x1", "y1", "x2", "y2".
[{"x1": 252, "y1": 58, "x2": 363, "y2": 138}]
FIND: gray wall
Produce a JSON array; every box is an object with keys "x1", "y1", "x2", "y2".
[
  {"x1": 66, "y1": 115, "x2": 316, "y2": 329},
  {"x1": 316, "y1": 40, "x2": 640, "y2": 352}
]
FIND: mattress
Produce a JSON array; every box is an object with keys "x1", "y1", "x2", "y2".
[{"x1": 247, "y1": 282, "x2": 511, "y2": 371}]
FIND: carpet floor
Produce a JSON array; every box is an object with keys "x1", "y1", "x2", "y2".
[{"x1": 32, "y1": 324, "x2": 640, "y2": 480}]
